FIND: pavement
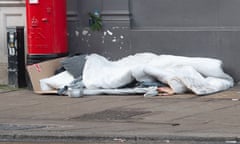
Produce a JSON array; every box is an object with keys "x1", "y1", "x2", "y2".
[{"x1": 0, "y1": 85, "x2": 240, "y2": 143}]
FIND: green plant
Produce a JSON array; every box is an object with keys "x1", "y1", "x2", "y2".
[
  {"x1": 0, "y1": 85, "x2": 17, "y2": 91},
  {"x1": 88, "y1": 12, "x2": 102, "y2": 31}
]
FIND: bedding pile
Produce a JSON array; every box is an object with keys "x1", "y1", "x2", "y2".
[{"x1": 40, "y1": 53, "x2": 234, "y2": 97}]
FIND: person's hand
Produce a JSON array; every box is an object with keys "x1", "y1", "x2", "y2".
[{"x1": 157, "y1": 87, "x2": 175, "y2": 96}]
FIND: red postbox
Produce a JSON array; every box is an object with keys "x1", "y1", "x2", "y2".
[{"x1": 26, "y1": 0, "x2": 68, "y2": 64}]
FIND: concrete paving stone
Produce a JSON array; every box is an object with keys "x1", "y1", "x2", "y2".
[
  {"x1": 0, "y1": 92, "x2": 147, "y2": 120},
  {"x1": 184, "y1": 103, "x2": 240, "y2": 126},
  {"x1": 201, "y1": 85, "x2": 240, "y2": 99},
  {"x1": 1, "y1": 87, "x2": 240, "y2": 142}
]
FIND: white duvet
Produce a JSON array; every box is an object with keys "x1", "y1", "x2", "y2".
[{"x1": 82, "y1": 53, "x2": 234, "y2": 95}]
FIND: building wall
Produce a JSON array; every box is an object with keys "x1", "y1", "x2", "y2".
[
  {"x1": 130, "y1": 0, "x2": 240, "y2": 82},
  {"x1": 67, "y1": 0, "x2": 240, "y2": 82},
  {"x1": 0, "y1": 0, "x2": 25, "y2": 84},
  {"x1": 66, "y1": 0, "x2": 131, "y2": 59},
  {"x1": 1, "y1": 0, "x2": 240, "y2": 85}
]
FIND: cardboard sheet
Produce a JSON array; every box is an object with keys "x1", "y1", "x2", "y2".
[{"x1": 26, "y1": 57, "x2": 65, "y2": 94}]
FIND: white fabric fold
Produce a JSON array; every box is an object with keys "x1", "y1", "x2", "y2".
[{"x1": 82, "y1": 53, "x2": 233, "y2": 95}]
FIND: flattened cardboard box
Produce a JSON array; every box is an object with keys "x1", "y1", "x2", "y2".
[{"x1": 26, "y1": 57, "x2": 65, "y2": 94}]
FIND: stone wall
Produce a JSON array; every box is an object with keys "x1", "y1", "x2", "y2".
[
  {"x1": 67, "y1": 0, "x2": 240, "y2": 82},
  {"x1": 0, "y1": 0, "x2": 25, "y2": 84}
]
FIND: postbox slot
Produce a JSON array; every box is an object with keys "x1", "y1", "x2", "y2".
[{"x1": 29, "y1": 0, "x2": 39, "y2": 4}]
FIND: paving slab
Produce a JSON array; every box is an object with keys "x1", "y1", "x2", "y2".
[{"x1": 0, "y1": 87, "x2": 240, "y2": 143}]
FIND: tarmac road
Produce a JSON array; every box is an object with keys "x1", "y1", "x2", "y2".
[{"x1": 0, "y1": 140, "x2": 240, "y2": 144}]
